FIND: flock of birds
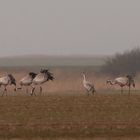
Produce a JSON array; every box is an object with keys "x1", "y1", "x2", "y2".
[
  {"x1": 82, "y1": 73, "x2": 135, "y2": 95},
  {"x1": 0, "y1": 68, "x2": 54, "y2": 96},
  {"x1": 0, "y1": 68, "x2": 136, "y2": 96}
]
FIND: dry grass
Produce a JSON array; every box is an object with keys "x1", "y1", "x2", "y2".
[
  {"x1": 0, "y1": 94, "x2": 140, "y2": 139},
  {"x1": 0, "y1": 67, "x2": 139, "y2": 140}
]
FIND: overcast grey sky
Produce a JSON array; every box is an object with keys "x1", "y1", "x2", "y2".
[{"x1": 0, "y1": 0, "x2": 140, "y2": 56}]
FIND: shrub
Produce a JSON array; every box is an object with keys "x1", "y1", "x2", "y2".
[{"x1": 100, "y1": 48, "x2": 140, "y2": 75}]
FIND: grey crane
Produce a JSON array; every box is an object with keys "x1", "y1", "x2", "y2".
[
  {"x1": 31, "y1": 69, "x2": 54, "y2": 96},
  {"x1": 82, "y1": 73, "x2": 96, "y2": 95},
  {"x1": 18, "y1": 72, "x2": 37, "y2": 94},
  {"x1": 106, "y1": 75, "x2": 135, "y2": 94},
  {"x1": 0, "y1": 74, "x2": 16, "y2": 96}
]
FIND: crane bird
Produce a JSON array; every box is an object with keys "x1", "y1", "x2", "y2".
[
  {"x1": 18, "y1": 72, "x2": 37, "y2": 94},
  {"x1": 0, "y1": 74, "x2": 16, "y2": 96},
  {"x1": 82, "y1": 73, "x2": 96, "y2": 95},
  {"x1": 106, "y1": 75, "x2": 135, "y2": 94},
  {"x1": 30, "y1": 69, "x2": 54, "y2": 96}
]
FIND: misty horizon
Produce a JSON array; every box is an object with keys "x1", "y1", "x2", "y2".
[{"x1": 0, "y1": 0, "x2": 140, "y2": 56}]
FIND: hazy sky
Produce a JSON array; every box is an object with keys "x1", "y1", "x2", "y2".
[{"x1": 0, "y1": 0, "x2": 140, "y2": 56}]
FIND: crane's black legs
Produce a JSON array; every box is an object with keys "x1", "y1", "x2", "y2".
[
  {"x1": 39, "y1": 86, "x2": 42, "y2": 95},
  {"x1": 128, "y1": 86, "x2": 131, "y2": 95},
  {"x1": 31, "y1": 86, "x2": 36, "y2": 96},
  {"x1": 26, "y1": 88, "x2": 29, "y2": 94},
  {"x1": 2, "y1": 86, "x2": 7, "y2": 97},
  {"x1": 121, "y1": 87, "x2": 123, "y2": 94}
]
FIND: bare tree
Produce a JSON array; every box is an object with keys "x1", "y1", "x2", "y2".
[{"x1": 100, "y1": 48, "x2": 140, "y2": 75}]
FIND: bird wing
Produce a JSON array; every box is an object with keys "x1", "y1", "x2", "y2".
[
  {"x1": 0, "y1": 76, "x2": 10, "y2": 85},
  {"x1": 115, "y1": 77, "x2": 128, "y2": 85},
  {"x1": 33, "y1": 73, "x2": 47, "y2": 84},
  {"x1": 83, "y1": 81, "x2": 94, "y2": 89},
  {"x1": 83, "y1": 81, "x2": 95, "y2": 92},
  {"x1": 86, "y1": 81, "x2": 93, "y2": 87},
  {"x1": 20, "y1": 75, "x2": 33, "y2": 85}
]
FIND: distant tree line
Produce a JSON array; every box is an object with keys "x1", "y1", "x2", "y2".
[{"x1": 100, "y1": 48, "x2": 140, "y2": 75}]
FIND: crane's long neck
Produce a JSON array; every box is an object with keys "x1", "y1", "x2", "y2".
[
  {"x1": 83, "y1": 74, "x2": 86, "y2": 82},
  {"x1": 107, "y1": 80, "x2": 115, "y2": 85}
]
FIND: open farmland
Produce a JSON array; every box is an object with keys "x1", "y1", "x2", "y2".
[
  {"x1": 0, "y1": 94, "x2": 140, "y2": 139},
  {"x1": 0, "y1": 66, "x2": 139, "y2": 140}
]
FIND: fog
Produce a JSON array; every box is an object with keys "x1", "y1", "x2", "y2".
[{"x1": 0, "y1": 0, "x2": 140, "y2": 56}]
